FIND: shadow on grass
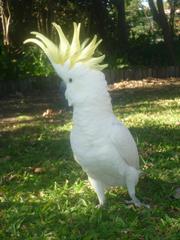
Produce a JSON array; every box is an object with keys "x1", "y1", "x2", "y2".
[
  {"x1": 0, "y1": 122, "x2": 179, "y2": 200},
  {"x1": 130, "y1": 125, "x2": 180, "y2": 146},
  {"x1": 0, "y1": 112, "x2": 71, "y2": 132},
  {"x1": 138, "y1": 175, "x2": 178, "y2": 204},
  {"x1": 0, "y1": 90, "x2": 68, "y2": 119},
  {"x1": 0, "y1": 122, "x2": 83, "y2": 192},
  {"x1": 0, "y1": 176, "x2": 179, "y2": 240},
  {"x1": 111, "y1": 84, "x2": 180, "y2": 106}
]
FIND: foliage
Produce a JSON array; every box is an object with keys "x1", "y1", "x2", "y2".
[
  {"x1": 0, "y1": 80, "x2": 179, "y2": 239},
  {"x1": 109, "y1": 38, "x2": 180, "y2": 69},
  {"x1": 0, "y1": 43, "x2": 54, "y2": 80},
  {"x1": 0, "y1": 0, "x2": 180, "y2": 82},
  {"x1": 19, "y1": 47, "x2": 54, "y2": 78}
]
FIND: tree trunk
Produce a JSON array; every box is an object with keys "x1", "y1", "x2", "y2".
[
  {"x1": 90, "y1": 0, "x2": 110, "y2": 51},
  {"x1": 168, "y1": 0, "x2": 178, "y2": 35},
  {"x1": 148, "y1": 0, "x2": 175, "y2": 64},
  {"x1": 111, "y1": 0, "x2": 128, "y2": 50},
  {"x1": 0, "y1": 0, "x2": 11, "y2": 46}
]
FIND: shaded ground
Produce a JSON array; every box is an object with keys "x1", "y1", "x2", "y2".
[
  {"x1": 108, "y1": 77, "x2": 180, "y2": 91},
  {"x1": 1, "y1": 77, "x2": 179, "y2": 120}
]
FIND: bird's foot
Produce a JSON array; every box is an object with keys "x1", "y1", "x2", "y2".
[
  {"x1": 96, "y1": 204, "x2": 103, "y2": 209},
  {"x1": 95, "y1": 201, "x2": 106, "y2": 209},
  {"x1": 125, "y1": 199, "x2": 150, "y2": 208}
]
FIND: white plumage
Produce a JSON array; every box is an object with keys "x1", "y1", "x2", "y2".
[
  {"x1": 59, "y1": 64, "x2": 145, "y2": 207},
  {"x1": 25, "y1": 22, "x2": 148, "y2": 207}
]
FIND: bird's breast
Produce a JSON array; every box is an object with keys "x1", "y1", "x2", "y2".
[{"x1": 70, "y1": 127, "x2": 127, "y2": 185}]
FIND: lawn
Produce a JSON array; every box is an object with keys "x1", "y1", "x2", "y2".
[{"x1": 0, "y1": 78, "x2": 179, "y2": 240}]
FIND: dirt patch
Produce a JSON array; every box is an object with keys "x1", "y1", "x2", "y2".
[{"x1": 108, "y1": 78, "x2": 180, "y2": 91}]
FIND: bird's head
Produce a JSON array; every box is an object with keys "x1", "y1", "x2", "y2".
[{"x1": 24, "y1": 23, "x2": 108, "y2": 106}]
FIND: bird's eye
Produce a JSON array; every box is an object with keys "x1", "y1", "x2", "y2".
[{"x1": 69, "y1": 78, "x2": 73, "y2": 83}]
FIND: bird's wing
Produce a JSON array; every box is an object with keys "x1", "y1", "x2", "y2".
[{"x1": 108, "y1": 120, "x2": 139, "y2": 169}]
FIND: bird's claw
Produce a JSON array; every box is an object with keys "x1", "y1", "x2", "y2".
[
  {"x1": 96, "y1": 202, "x2": 106, "y2": 209},
  {"x1": 125, "y1": 200, "x2": 150, "y2": 208},
  {"x1": 96, "y1": 204, "x2": 103, "y2": 209}
]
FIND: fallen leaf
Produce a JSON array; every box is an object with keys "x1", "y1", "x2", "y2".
[
  {"x1": 175, "y1": 122, "x2": 180, "y2": 126},
  {"x1": 42, "y1": 109, "x2": 54, "y2": 118},
  {"x1": 38, "y1": 191, "x2": 45, "y2": 197},
  {"x1": 142, "y1": 163, "x2": 154, "y2": 170},
  {"x1": 8, "y1": 174, "x2": 17, "y2": 181},
  {"x1": 33, "y1": 167, "x2": 46, "y2": 174}
]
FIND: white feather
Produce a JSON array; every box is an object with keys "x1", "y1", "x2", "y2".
[
  {"x1": 24, "y1": 23, "x2": 148, "y2": 207},
  {"x1": 62, "y1": 65, "x2": 146, "y2": 207}
]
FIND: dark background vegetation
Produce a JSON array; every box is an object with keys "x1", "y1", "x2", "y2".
[
  {"x1": 0, "y1": 0, "x2": 180, "y2": 85},
  {"x1": 0, "y1": 1, "x2": 180, "y2": 239}
]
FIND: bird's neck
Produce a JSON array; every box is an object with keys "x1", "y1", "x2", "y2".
[{"x1": 72, "y1": 92, "x2": 114, "y2": 130}]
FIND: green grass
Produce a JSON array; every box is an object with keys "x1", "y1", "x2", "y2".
[{"x1": 0, "y1": 80, "x2": 180, "y2": 240}]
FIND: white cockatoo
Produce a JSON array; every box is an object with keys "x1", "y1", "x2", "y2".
[{"x1": 24, "y1": 23, "x2": 148, "y2": 207}]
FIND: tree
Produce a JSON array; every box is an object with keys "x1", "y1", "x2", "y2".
[
  {"x1": 89, "y1": 0, "x2": 112, "y2": 52},
  {"x1": 148, "y1": 0, "x2": 175, "y2": 63},
  {"x1": 167, "y1": 0, "x2": 179, "y2": 35},
  {"x1": 0, "y1": 0, "x2": 11, "y2": 46},
  {"x1": 111, "y1": 0, "x2": 128, "y2": 49}
]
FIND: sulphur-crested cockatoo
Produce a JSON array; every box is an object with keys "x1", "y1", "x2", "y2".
[{"x1": 24, "y1": 23, "x2": 148, "y2": 207}]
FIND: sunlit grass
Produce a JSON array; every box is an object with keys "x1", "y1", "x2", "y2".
[{"x1": 0, "y1": 80, "x2": 179, "y2": 239}]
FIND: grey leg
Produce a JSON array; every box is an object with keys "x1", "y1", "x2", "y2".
[
  {"x1": 88, "y1": 177, "x2": 106, "y2": 207},
  {"x1": 125, "y1": 167, "x2": 150, "y2": 208}
]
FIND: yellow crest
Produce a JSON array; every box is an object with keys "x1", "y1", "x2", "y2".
[{"x1": 24, "y1": 22, "x2": 108, "y2": 71}]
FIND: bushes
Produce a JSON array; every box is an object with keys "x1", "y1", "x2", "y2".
[
  {"x1": 108, "y1": 38, "x2": 180, "y2": 69},
  {"x1": 19, "y1": 47, "x2": 54, "y2": 78},
  {"x1": 0, "y1": 44, "x2": 54, "y2": 81},
  {"x1": 0, "y1": 43, "x2": 56, "y2": 95},
  {"x1": 0, "y1": 38, "x2": 179, "y2": 84}
]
